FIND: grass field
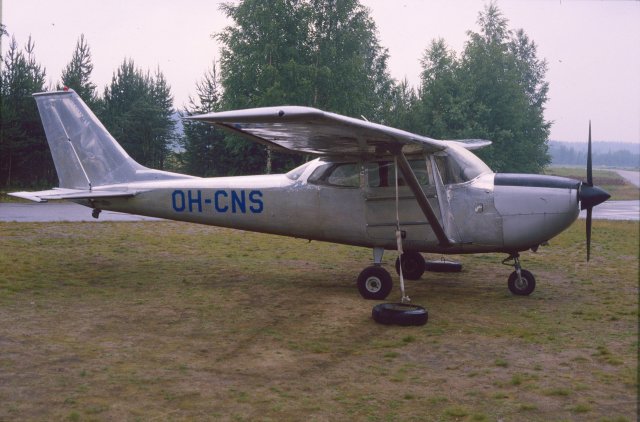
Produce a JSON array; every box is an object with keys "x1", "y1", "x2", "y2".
[{"x1": 0, "y1": 220, "x2": 637, "y2": 421}]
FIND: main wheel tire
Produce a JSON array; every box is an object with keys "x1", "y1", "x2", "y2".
[
  {"x1": 425, "y1": 259, "x2": 462, "y2": 272},
  {"x1": 372, "y1": 303, "x2": 428, "y2": 326},
  {"x1": 394, "y1": 252, "x2": 426, "y2": 280},
  {"x1": 508, "y1": 269, "x2": 536, "y2": 296},
  {"x1": 357, "y1": 266, "x2": 393, "y2": 300}
]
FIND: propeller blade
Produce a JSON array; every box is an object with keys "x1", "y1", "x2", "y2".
[
  {"x1": 579, "y1": 122, "x2": 611, "y2": 262},
  {"x1": 586, "y1": 207, "x2": 592, "y2": 261},
  {"x1": 587, "y1": 121, "x2": 593, "y2": 186}
]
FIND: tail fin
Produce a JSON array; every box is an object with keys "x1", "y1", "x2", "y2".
[{"x1": 34, "y1": 89, "x2": 189, "y2": 189}]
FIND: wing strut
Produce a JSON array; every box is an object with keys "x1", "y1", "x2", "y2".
[{"x1": 394, "y1": 150, "x2": 451, "y2": 247}]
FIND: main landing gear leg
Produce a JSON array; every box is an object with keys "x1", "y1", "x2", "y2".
[{"x1": 502, "y1": 253, "x2": 536, "y2": 296}]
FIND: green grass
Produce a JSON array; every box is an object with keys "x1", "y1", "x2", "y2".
[{"x1": 0, "y1": 220, "x2": 637, "y2": 421}]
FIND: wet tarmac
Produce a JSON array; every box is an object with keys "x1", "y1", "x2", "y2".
[
  {"x1": 0, "y1": 202, "x2": 163, "y2": 222},
  {"x1": 578, "y1": 200, "x2": 639, "y2": 221},
  {"x1": 0, "y1": 200, "x2": 637, "y2": 223},
  {"x1": 614, "y1": 169, "x2": 640, "y2": 188}
]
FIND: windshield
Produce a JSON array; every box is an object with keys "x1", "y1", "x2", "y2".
[
  {"x1": 435, "y1": 144, "x2": 492, "y2": 184},
  {"x1": 285, "y1": 161, "x2": 312, "y2": 180}
]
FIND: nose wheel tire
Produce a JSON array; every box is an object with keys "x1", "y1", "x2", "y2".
[
  {"x1": 508, "y1": 269, "x2": 536, "y2": 296},
  {"x1": 372, "y1": 303, "x2": 428, "y2": 326},
  {"x1": 394, "y1": 251, "x2": 426, "y2": 280},
  {"x1": 357, "y1": 266, "x2": 393, "y2": 300}
]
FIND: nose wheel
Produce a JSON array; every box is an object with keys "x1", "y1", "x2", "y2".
[{"x1": 503, "y1": 253, "x2": 536, "y2": 296}]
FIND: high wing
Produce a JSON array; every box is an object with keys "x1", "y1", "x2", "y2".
[
  {"x1": 9, "y1": 188, "x2": 144, "y2": 203},
  {"x1": 187, "y1": 106, "x2": 490, "y2": 157}
]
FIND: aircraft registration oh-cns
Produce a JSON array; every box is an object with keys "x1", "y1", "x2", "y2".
[{"x1": 12, "y1": 89, "x2": 610, "y2": 324}]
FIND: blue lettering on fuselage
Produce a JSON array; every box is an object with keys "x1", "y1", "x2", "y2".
[
  {"x1": 249, "y1": 190, "x2": 263, "y2": 213},
  {"x1": 172, "y1": 189, "x2": 264, "y2": 214},
  {"x1": 188, "y1": 190, "x2": 202, "y2": 212},
  {"x1": 172, "y1": 190, "x2": 185, "y2": 212},
  {"x1": 214, "y1": 190, "x2": 228, "y2": 212}
]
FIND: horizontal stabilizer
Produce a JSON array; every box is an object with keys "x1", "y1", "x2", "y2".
[{"x1": 9, "y1": 188, "x2": 142, "y2": 203}]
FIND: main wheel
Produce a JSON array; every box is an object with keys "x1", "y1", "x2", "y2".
[
  {"x1": 372, "y1": 303, "x2": 428, "y2": 326},
  {"x1": 508, "y1": 269, "x2": 536, "y2": 296},
  {"x1": 394, "y1": 252, "x2": 426, "y2": 280},
  {"x1": 357, "y1": 266, "x2": 393, "y2": 300}
]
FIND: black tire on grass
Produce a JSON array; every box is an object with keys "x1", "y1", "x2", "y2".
[{"x1": 372, "y1": 303, "x2": 428, "y2": 326}]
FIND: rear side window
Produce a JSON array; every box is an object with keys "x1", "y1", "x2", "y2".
[{"x1": 366, "y1": 159, "x2": 430, "y2": 187}]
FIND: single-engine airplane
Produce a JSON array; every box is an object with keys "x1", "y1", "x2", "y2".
[{"x1": 12, "y1": 89, "x2": 610, "y2": 307}]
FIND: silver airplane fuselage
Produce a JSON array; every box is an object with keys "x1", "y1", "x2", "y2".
[{"x1": 82, "y1": 154, "x2": 580, "y2": 256}]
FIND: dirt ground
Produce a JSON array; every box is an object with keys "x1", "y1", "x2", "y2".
[{"x1": 0, "y1": 220, "x2": 637, "y2": 421}]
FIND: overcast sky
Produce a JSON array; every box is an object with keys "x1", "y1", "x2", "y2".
[{"x1": 2, "y1": 0, "x2": 639, "y2": 143}]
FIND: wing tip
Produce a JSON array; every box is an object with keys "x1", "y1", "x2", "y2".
[{"x1": 446, "y1": 139, "x2": 492, "y2": 150}]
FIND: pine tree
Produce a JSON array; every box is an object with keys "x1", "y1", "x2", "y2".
[
  {"x1": 100, "y1": 59, "x2": 174, "y2": 169},
  {"x1": 58, "y1": 34, "x2": 97, "y2": 107},
  {"x1": 149, "y1": 68, "x2": 175, "y2": 170},
  {"x1": 181, "y1": 63, "x2": 227, "y2": 176},
  {"x1": 0, "y1": 36, "x2": 50, "y2": 187}
]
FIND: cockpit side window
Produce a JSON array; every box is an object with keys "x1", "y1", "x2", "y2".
[{"x1": 366, "y1": 159, "x2": 430, "y2": 187}]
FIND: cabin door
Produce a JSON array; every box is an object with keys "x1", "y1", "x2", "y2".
[{"x1": 364, "y1": 158, "x2": 442, "y2": 245}]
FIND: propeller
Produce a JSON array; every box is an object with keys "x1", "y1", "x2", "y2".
[{"x1": 578, "y1": 121, "x2": 611, "y2": 260}]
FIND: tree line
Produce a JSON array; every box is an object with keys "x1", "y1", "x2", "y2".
[
  {"x1": 0, "y1": 1, "x2": 551, "y2": 188},
  {"x1": 549, "y1": 141, "x2": 640, "y2": 168}
]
